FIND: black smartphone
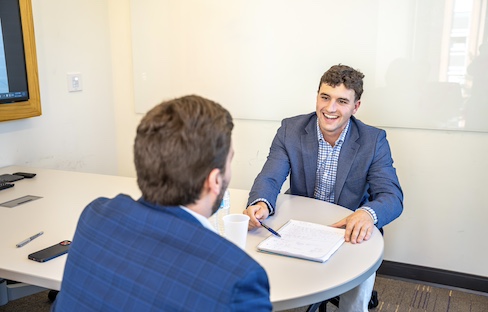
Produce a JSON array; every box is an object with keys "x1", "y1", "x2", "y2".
[
  {"x1": 28, "y1": 240, "x2": 71, "y2": 263},
  {"x1": 12, "y1": 172, "x2": 36, "y2": 178}
]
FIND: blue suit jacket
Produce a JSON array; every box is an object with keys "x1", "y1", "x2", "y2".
[
  {"x1": 52, "y1": 195, "x2": 271, "y2": 312},
  {"x1": 248, "y1": 113, "x2": 403, "y2": 229}
]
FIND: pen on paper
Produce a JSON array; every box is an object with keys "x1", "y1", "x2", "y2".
[
  {"x1": 16, "y1": 231, "x2": 44, "y2": 248},
  {"x1": 259, "y1": 221, "x2": 281, "y2": 238}
]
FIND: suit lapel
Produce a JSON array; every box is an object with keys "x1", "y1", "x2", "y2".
[
  {"x1": 335, "y1": 119, "x2": 360, "y2": 203},
  {"x1": 301, "y1": 116, "x2": 319, "y2": 198}
]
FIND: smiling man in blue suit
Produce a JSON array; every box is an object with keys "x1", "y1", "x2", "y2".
[
  {"x1": 243, "y1": 64, "x2": 403, "y2": 312},
  {"x1": 52, "y1": 95, "x2": 272, "y2": 311}
]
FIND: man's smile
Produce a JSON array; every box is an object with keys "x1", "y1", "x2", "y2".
[{"x1": 323, "y1": 113, "x2": 339, "y2": 119}]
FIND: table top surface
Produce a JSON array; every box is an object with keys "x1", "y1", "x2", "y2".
[{"x1": 0, "y1": 166, "x2": 383, "y2": 310}]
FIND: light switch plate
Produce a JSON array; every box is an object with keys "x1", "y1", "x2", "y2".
[{"x1": 67, "y1": 73, "x2": 83, "y2": 92}]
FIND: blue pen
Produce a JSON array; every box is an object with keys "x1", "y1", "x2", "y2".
[{"x1": 259, "y1": 221, "x2": 281, "y2": 238}]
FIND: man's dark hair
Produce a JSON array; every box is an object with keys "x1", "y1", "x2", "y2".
[
  {"x1": 134, "y1": 95, "x2": 233, "y2": 206},
  {"x1": 318, "y1": 64, "x2": 365, "y2": 101}
]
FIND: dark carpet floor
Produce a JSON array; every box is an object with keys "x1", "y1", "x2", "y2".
[
  {"x1": 1, "y1": 275, "x2": 487, "y2": 311},
  {"x1": 284, "y1": 275, "x2": 488, "y2": 312}
]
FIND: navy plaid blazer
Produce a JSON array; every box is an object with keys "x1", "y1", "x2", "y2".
[{"x1": 52, "y1": 194, "x2": 271, "y2": 311}]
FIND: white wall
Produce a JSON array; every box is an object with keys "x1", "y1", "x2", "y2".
[
  {"x1": 130, "y1": 0, "x2": 488, "y2": 133},
  {"x1": 0, "y1": 0, "x2": 118, "y2": 175},
  {"x1": 382, "y1": 128, "x2": 488, "y2": 276},
  {"x1": 0, "y1": 0, "x2": 486, "y2": 278}
]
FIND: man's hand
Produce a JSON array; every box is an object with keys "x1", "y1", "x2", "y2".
[
  {"x1": 242, "y1": 202, "x2": 270, "y2": 230},
  {"x1": 330, "y1": 210, "x2": 374, "y2": 244}
]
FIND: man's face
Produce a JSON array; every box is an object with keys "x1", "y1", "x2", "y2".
[
  {"x1": 211, "y1": 144, "x2": 234, "y2": 215},
  {"x1": 316, "y1": 83, "x2": 360, "y2": 144}
]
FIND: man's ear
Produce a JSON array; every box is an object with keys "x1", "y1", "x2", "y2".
[
  {"x1": 353, "y1": 100, "x2": 361, "y2": 114},
  {"x1": 207, "y1": 168, "x2": 222, "y2": 195}
]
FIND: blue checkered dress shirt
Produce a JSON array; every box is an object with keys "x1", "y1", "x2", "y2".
[
  {"x1": 313, "y1": 120, "x2": 378, "y2": 223},
  {"x1": 314, "y1": 120, "x2": 349, "y2": 202}
]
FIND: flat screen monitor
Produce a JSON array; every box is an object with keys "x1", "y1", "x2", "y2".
[{"x1": 0, "y1": 0, "x2": 29, "y2": 105}]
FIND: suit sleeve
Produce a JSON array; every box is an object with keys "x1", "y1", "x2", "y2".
[
  {"x1": 247, "y1": 119, "x2": 292, "y2": 210},
  {"x1": 365, "y1": 130, "x2": 403, "y2": 228},
  {"x1": 230, "y1": 266, "x2": 272, "y2": 311}
]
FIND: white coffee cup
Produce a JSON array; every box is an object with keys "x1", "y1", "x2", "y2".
[{"x1": 223, "y1": 214, "x2": 250, "y2": 249}]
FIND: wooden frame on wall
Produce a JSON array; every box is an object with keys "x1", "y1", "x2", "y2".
[{"x1": 0, "y1": 0, "x2": 41, "y2": 122}]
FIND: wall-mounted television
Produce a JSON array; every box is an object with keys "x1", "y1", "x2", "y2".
[{"x1": 0, "y1": 0, "x2": 41, "y2": 122}]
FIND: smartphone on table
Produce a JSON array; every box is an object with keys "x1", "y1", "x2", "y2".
[{"x1": 28, "y1": 240, "x2": 71, "y2": 263}]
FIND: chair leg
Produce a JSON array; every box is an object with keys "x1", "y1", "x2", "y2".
[
  {"x1": 48, "y1": 290, "x2": 59, "y2": 302},
  {"x1": 306, "y1": 300, "x2": 329, "y2": 312},
  {"x1": 319, "y1": 300, "x2": 328, "y2": 312},
  {"x1": 368, "y1": 290, "x2": 379, "y2": 309},
  {"x1": 308, "y1": 290, "x2": 378, "y2": 311},
  {"x1": 328, "y1": 296, "x2": 340, "y2": 308},
  {"x1": 306, "y1": 301, "x2": 322, "y2": 312}
]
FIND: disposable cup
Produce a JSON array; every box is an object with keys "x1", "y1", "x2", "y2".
[{"x1": 223, "y1": 214, "x2": 250, "y2": 249}]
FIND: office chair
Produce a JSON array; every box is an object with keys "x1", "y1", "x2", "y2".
[
  {"x1": 0, "y1": 279, "x2": 46, "y2": 306},
  {"x1": 307, "y1": 291, "x2": 379, "y2": 311}
]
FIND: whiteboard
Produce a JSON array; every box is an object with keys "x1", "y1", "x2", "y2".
[{"x1": 130, "y1": 0, "x2": 488, "y2": 132}]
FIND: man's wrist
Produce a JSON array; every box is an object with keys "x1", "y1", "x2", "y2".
[
  {"x1": 248, "y1": 198, "x2": 274, "y2": 215},
  {"x1": 357, "y1": 206, "x2": 377, "y2": 224}
]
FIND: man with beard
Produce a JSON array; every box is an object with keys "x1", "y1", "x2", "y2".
[{"x1": 52, "y1": 95, "x2": 272, "y2": 311}]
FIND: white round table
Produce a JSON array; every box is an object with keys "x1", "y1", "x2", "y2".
[{"x1": 229, "y1": 189, "x2": 384, "y2": 311}]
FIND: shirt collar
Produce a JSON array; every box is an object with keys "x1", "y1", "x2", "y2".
[
  {"x1": 180, "y1": 206, "x2": 218, "y2": 233},
  {"x1": 316, "y1": 119, "x2": 350, "y2": 145}
]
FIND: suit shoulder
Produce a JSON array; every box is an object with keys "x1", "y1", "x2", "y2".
[
  {"x1": 280, "y1": 113, "x2": 316, "y2": 135},
  {"x1": 282, "y1": 112, "x2": 315, "y2": 124},
  {"x1": 352, "y1": 117, "x2": 386, "y2": 137},
  {"x1": 81, "y1": 194, "x2": 138, "y2": 216}
]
